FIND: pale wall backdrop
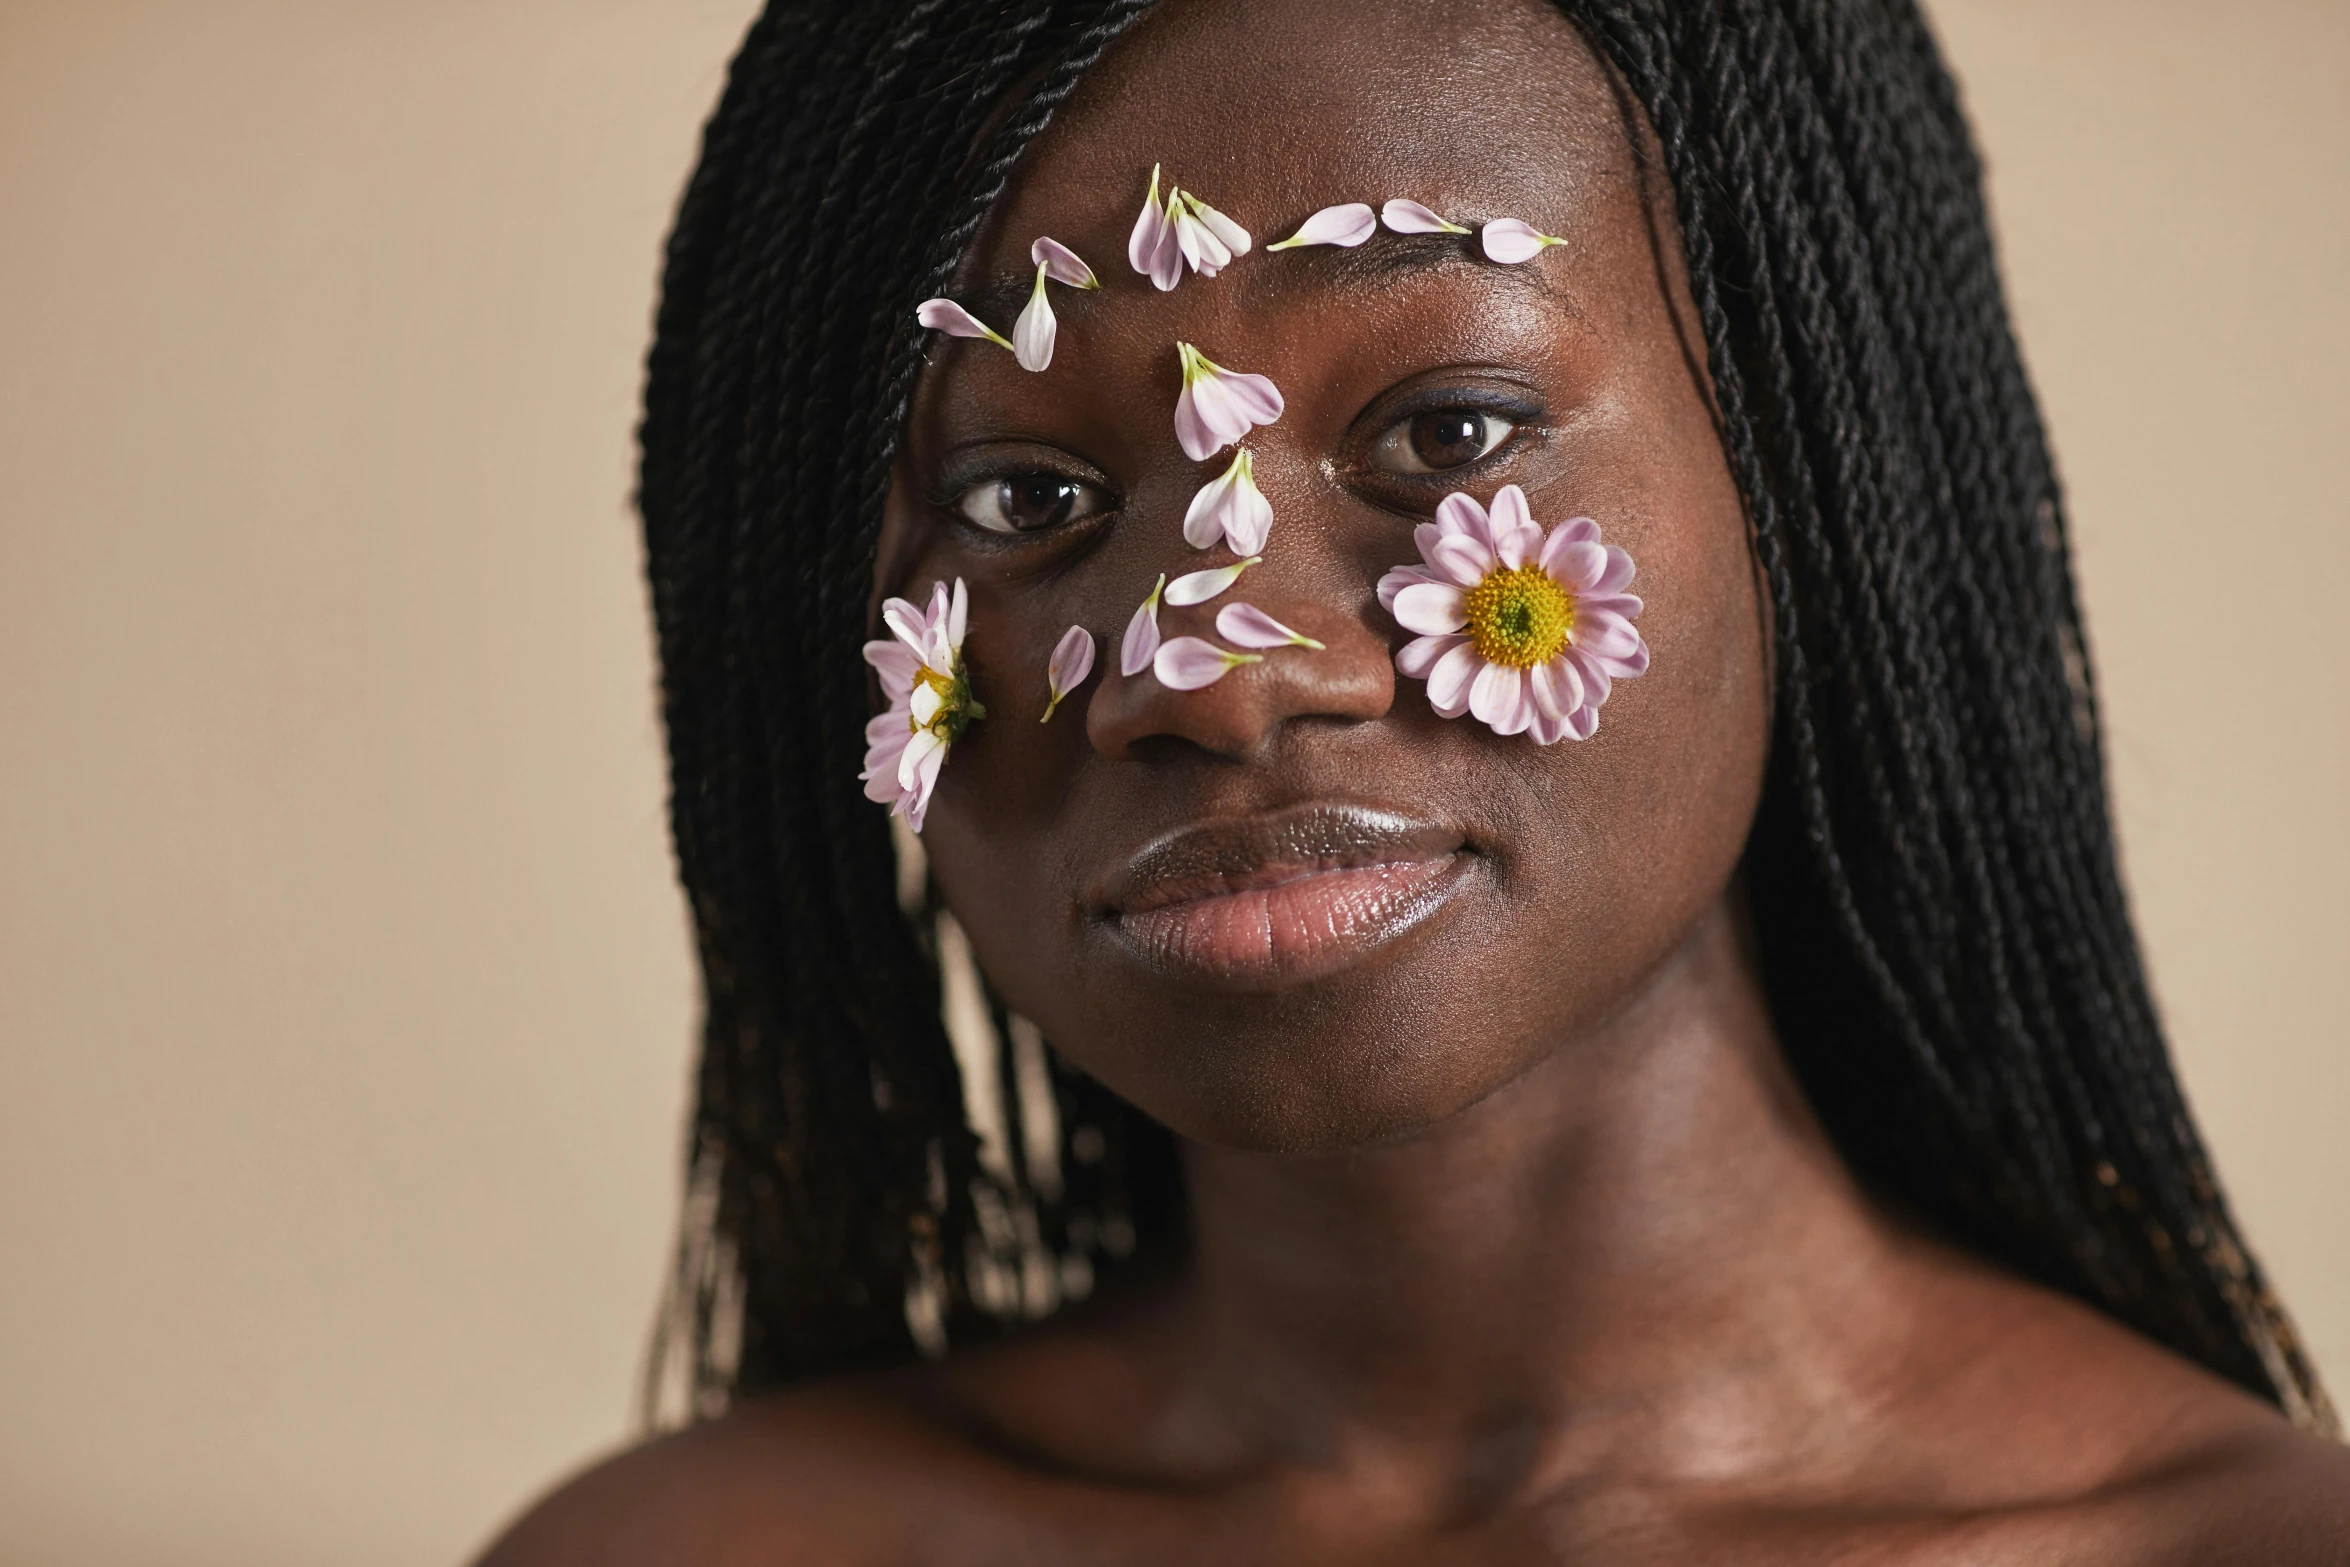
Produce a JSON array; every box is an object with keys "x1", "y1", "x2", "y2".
[{"x1": 1, "y1": 2, "x2": 2342, "y2": 1563}]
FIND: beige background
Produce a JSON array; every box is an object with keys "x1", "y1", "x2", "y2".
[{"x1": 0, "y1": 1, "x2": 2341, "y2": 1562}]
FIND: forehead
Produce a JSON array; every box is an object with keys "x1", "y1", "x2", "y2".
[{"x1": 966, "y1": 0, "x2": 1633, "y2": 290}]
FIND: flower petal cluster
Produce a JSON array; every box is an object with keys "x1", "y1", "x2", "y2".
[
  {"x1": 1480, "y1": 218, "x2": 1566, "y2": 263},
  {"x1": 1128, "y1": 164, "x2": 1183, "y2": 290},
  {"x1": 1269, "y1": 202, "x2": 1377, "y2": 250},
  {"x1": 1042, "y1": 625, "x2": 1095, "y2": 721},
  {"x1": 1381, "y1": 198, "x2": 1469, "y2": 235},
  {"x1": 1166, "y1": 556, "x2": 1261, "y2": 606},
  {"x1": 1172, "y1": 189, "x2": 1251, "y2": 276},
  {"x1": 1121, "y1": 573, "x2": 1168, "y2": 676},
  {"x1": 1154, "y1": 636, "x2": 1261, "y2": 691},
  {"x1": 1183, "y1": 449, "x2": 1273, "y2": 554},
  {"x1": 1173, "y1": 342, "x2": 1284, "y2": 461},
  {"x1": 861, "y1": 579, "x2": 985, "y2": 831},
  {"x1": 1378, "y1": 485, "x2": 1646, "y2": 744},
  {"x1": 1128, "y1": 165, "x2": 1249, "y2": 289}
]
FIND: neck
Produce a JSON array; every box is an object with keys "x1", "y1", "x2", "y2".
[{"x1": 1172, "y1": 894, "x2": 1922, "y2": 1472}]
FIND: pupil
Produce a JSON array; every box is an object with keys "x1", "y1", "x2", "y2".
[
  {"x1": 1010, "y1": 476, "x2": 1080, "y2": 531},
  {"x1": 1409, "y1": 412, "x2": 1489, "y2": 469}
]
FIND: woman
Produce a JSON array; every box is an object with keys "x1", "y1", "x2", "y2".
[{"x1": 483, "y1": 0, "x2": 2349, "y2": 1558}]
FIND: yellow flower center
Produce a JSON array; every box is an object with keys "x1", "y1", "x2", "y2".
[
  {"x1": 1462, "y1": 565, "x2": 1574, "y2": 668},
  {"x1": 911, "y1": 661, "x2": 985, "y2": 741}
]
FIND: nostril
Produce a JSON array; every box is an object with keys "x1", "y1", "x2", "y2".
[{"x1": 1122, "y1": 732, "x2": 1224, "y2": 768}]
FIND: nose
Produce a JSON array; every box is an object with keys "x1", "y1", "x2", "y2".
[{"x1": 1085, "y1": 576, "x2": 1395, "y2": 762}]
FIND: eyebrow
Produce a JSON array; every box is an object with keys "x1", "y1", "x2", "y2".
[
  {"x1": 1234, "y1": 231, "x2": 1568, "y2": 311},
  {"x1": 956, "y1": 232, "x2": 1570, "y2": 330}
]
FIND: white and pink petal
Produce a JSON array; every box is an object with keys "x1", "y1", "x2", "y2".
[
  {"x1": 1395, "y1": 633, "x2": 1468, "y2": 680},
  {"x1": 1429, "y1": 533, "x2": 1495, "y2": 588},
  {"x1": 1268, "y1": 202, "x2": 1377, "y2": 250},
  {"x1": 1153, "y1": 636, "x2": 1259, "y2": 690},
  {"x1": 1215, "y1": 603, "x2": 1322, "y2": 650},
  {"x1": 1542, "y1": 537, "x2": 1609, "y2": 592},
  {"x1": 1381, "y1": 199, "x2": 1469, "y2": 235},
  {"x1": 1031, "y1": 236, "x2": 1099, "y2": 289},
  {"x1": 1121, "y1": 575, "x2": 1166, "y2": 677},
  {"x1": 1392, "y1": 581, "x2": 1468, "y2": 637},
  {"x1": 1376, "y1": 564, "x2": 1441, "y2": 613},
  {"x1": 1011, "y1": 265, "x2": 1056, "y2": 372},
  {"x1": 1425, "y1": 640, "x2": 1483, "y2": 716}
]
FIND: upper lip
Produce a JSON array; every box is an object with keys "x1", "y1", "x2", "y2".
[{"x1": 1095, "y1": 803, "x2": 1467, "y2": 917}]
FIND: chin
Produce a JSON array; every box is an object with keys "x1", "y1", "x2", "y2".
[{"x1": 1022, "y1": 856, "x2": 1573, "y2": 1154}]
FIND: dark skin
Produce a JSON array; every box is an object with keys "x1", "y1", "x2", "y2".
[{"x1": 481, "y1": 0, "x2": 2350, "y2": 1560}]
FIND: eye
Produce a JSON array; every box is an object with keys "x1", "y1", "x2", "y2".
[
  {"x1": 953, "y1": 472, "x2": 1113, "y2": 535},
  {"x1": 1369, "y1": 409, "x2": 1517, "y2": 475}
]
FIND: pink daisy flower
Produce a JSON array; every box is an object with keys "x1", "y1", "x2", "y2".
[
  {"x1": 860, "y1": 578, "x2": 985, "y2": 832},
  {"x1": 1377, "y1": 485, "x2": 1648, "y2": 744}
]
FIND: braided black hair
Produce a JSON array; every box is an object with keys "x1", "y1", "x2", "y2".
[{"x1": 635, "y1": 0, "x2": 2333, "y2": 1428}]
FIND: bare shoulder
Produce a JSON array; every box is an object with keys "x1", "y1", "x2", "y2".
[
  {"x1": 2084, "y1": 1403, "x2": 2350, "y2": 1564},
  {"x1": 470, "y1": 1282, "x2": 1190, "y2": 1567},
  {"x1": 469, "y1": 1374, "x2": 966, "y2": 1567},
  {"x1": 1901, "y1": 1258, "x2": 2350, "y2": 1564}
]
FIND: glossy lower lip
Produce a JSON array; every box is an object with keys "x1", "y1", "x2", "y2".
[{"x1": 1097, "y1": 806, "x2": 1474, "y2": 989}]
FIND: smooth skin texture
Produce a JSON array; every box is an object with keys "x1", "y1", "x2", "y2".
[{"x1": 481, "y1": 0, "x2": 2350, "y2": 1560}]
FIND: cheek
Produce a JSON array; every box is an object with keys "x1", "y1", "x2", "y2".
[{"x1": 1499, "y1": 411, "x2": 1768, "y2": 985}]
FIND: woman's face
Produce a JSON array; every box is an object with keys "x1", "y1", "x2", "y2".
[{"x1": 877, "y1": 0, "x2": 1767, "y2": 1152}]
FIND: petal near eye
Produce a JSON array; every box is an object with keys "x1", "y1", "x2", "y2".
[{"x1": 1369, "y1": 410, "x2": 1516, "y2": 475}]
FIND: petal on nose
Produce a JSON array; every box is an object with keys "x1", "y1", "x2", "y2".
[{"x1": 1084, "y1": 601, "x2": 1393, "y2": 763}]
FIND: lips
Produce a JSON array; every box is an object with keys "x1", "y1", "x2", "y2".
[{"x1": 1094, "y1": 804, "x2": 1473, "y2": 987}]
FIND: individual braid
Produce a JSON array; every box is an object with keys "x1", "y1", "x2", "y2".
[{"x1": 639, "y1": 0, "x2": 2332, "y2": 1429}]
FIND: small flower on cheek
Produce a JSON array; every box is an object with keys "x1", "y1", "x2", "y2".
[
  {"x1": 915, "y1": 298, "x2": 1014, "y2": 352},
  {"x1": 1379, "y1": 485, "x2": 1648, "y2": 744},
  {"x1": 1011, "y1": 263, "x2": 1056, "y2": 372},
  {"x1": 1173, "y1": 342, "x2": 1284, "y2": 461},
  {"x1": 1127, "y1": 164, "x2": 1184, "y2": 292},
  {"x1": 1182, "y1": 449, "x2": 1273, "y2": 554},
  {"x1": 1154, "y1": 636, "x2": 1262, "y2": 691},
  {"x1": 1268, "y1": 203, "x2": 1377, "y2": 250},
  {"x1": 1479, "y1": 218, "x2": 1567, "y2": 263},
  {"x1": 860, "y1": 578, "x2": 986, "y2": 831},
  {"x1": 1031, "y1": 236, "x2": 1099, "y2": 289},
  {"x1": 1381, "y1": 198, "x2": 1470, "y2": 235},
  {"x1": 1120, "y1": 573, "x2": 1167, "y2": 677},
  {"x1": 1041, "y1": 625, "x2": 1095, "y2": 722}
]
